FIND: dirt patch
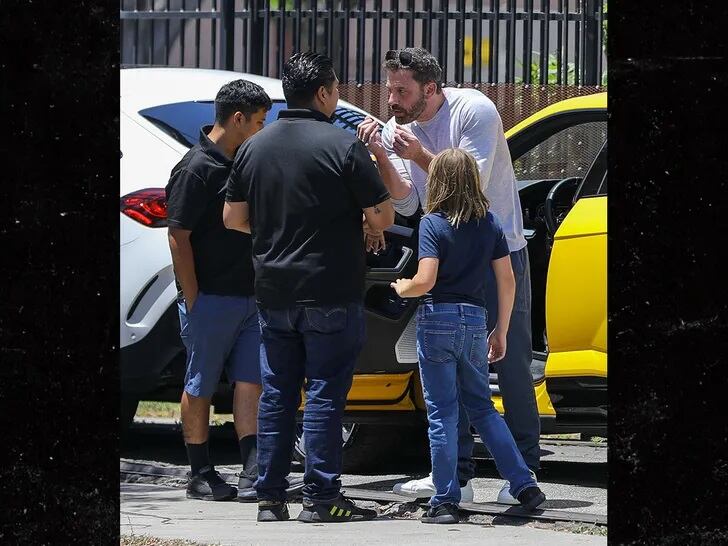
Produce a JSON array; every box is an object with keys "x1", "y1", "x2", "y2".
[
  {"x1": 552, "y1": 522, "x2": 608, "y2": 536},
  {"x1": 378, "y1": 501, "x2": 425, "y2": 520}
]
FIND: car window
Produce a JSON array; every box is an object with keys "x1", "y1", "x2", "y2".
[
  {"x1": 513, "y1": 120, "x2": 607, "y2": 181},
  {"x1": 598, "y1": 173, "x2": 607, "y2": 195},
  {"x1": 139, "y1": 101, "x2": 367, "y2": 148},
  {"x1": 576, "y1": 141, "x2": 607, "y2": 198},
  {"x1": 332, "y1": 107, "x2": 366, "y2": 132}
]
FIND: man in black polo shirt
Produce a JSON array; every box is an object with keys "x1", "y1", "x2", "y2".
[
  {"x1": 165, "y1": 80, "x2": 276, "y2": 502},
  {"x1": 224, "y1": 52, "x2": 394, "y2": 522}
]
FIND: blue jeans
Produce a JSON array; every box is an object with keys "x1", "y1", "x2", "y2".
[
  {"x1": 417, "y1": 303, "x2": 536, "y2": 507},
  {"x1": 255, "y1": 303, "x2": 365, "y2": 503},
  {"x1": 457, "y1": 246, "x2": 541, "y2": 480}
]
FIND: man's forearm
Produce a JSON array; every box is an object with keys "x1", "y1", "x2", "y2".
[
  {"x1": 226, "y1": 219, "x2": 251, "y2": 234},
  {"x1": 168, "y1": 237, "x2": 198, "y2": 303},
  {"x1": 412, "y1": 147, "x2": 435, "y2": 173},
  {"x1": 222, "y1": 202, "x2": 251, "y2": 233},
  {"x1": 372, "y1": 151, "x2": 414, "y2": 200}
]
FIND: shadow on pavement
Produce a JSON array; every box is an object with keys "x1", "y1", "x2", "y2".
[
  {"x1": 540, "y1": 499, "x2": 594, "y2": 509},
  {"x1": 123, "y1": 421, "x2": 607, "y2": 488}
]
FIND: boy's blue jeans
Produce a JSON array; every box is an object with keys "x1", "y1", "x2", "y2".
[
  {"x1": 254, "y1": 303, "x2": 365, "y2": 503},
  {"x1": 417, "y1": 302, "x2": 537, "y2": 507}
]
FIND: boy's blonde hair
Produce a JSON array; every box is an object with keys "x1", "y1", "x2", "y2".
[{"x1": 425, "y1": 148, "x2": 490, "y2": 227}]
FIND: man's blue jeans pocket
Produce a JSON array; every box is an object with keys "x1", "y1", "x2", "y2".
[{"x1": 303, "y1": 305, "x2": 347, "y2": 334}]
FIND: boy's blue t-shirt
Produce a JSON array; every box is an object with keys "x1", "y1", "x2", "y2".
[{"x1": 418, "y1": 211, "x2": 511, "y2": 307}]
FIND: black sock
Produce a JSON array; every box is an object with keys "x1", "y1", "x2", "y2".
[
  {"x1": 239, "y1": 434, "x2": 258, "y2": 470},
  {"x1": 459, "y1": 480, "x2": 469, "y2": 487},
  {"x1": 186, "y1": 441, "x2": 211, "y2": 475}
]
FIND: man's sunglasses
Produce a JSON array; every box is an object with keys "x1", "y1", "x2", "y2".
[{"x1": 385, "y1": 49, "x2": 413, "y2": 66}]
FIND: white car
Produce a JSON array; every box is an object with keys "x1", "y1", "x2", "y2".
[{"x1": 120, "y1": 67, "x2": 381, "y2": 426}]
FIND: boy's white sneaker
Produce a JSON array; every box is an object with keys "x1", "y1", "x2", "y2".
[
  {"x1": 393, "y1": 474, "x2": 435, "y2": 497},
  {"x1": 392, "y1": 474, "x2": 474, "y2": 502},
  {"x1": 497, "y1": 470, "x2": 538, "y2": 505}
]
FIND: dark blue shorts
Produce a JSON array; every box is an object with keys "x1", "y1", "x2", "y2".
[{"x1": 178, "y1": 292, "x2": 262, "y2": 398}]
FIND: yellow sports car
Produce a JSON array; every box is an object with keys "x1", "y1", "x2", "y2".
[{"x1": 295, "y1": 93, "x2": 608, "y2": 468}]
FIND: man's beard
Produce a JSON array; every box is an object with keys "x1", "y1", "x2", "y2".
[{"x1": 391, "y1": 93, "x2": 427, "y2": 124}]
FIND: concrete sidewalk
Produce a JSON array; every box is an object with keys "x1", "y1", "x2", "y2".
[{"x1": 121, "y1": 483, "x2": 606, "y2": 545}]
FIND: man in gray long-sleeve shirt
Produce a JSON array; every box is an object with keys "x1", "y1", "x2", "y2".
[{"x1": 357, "y1": 47, "x2": 540, "y2": 505}]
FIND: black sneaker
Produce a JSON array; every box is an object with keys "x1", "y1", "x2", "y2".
[
  {"x1": 237, "y1": 473, "x2": 306, "y2": 503},
  {"x1": 517, "y1": 486, "x2": 546, "y2": 511},
  {"x1": 297, "y1": 494, "x2": 377, "y2": 523},
  {"x1": 257, "y1": 500, "x2": 290, "y2": 522},
  {"x1": 421, "y1": 503, "x2": 460, "y2": 524},
  {"x1": 186, "y1": 466, "x2": 237, "y2": 501}
]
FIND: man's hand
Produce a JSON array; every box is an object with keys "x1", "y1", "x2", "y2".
[
  {"x1": 184, "y1": 291, "x2": 199, "y2": 313},
  {"x1": 168, "y1": 227, "x2": 199, "y2": 316},
  {"x1": 363, "y1": 217, "x2": 386, "y2": 253},
  {"x1": 362, "y1": 217, "x2": 380, "y2": 235},
  {"x1": 365, "y1": 232, "x2": 386, "y2": 253},
  {"x1": 358, "y1": 117, "x2": 386, "y2": 159},
  {"x1": 357, "y1": 117, "x2": 380, "y2": 145},
  {"x1": 487, "y1": 328, "x2": 508, "y2": 363},
  {"x1": 366, "y1": 129, "x2": 386, "y2": 158},
  {"x1": 392, "y1": 126, "x2": 424, "y2": 160}
]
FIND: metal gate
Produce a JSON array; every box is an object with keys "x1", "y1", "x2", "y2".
[{"x1": 120, "y1": 0, "x2": 606, "y2": 86}]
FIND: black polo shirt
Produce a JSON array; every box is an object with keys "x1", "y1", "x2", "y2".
[
  {"x1": 165, "y1": 126, "x2": 254, "y2": 297},
  {"x1": 225, "y1": 109, "x2": 390, "y2": 309}
]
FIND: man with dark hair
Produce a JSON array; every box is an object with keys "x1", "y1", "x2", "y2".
[
  {"x1": 212, "y1": 79, "x2": 270, "y2": 124},
  {"x1": 357, "y1": 47, "x2": 542, "y2": 511},
  {"x1": 224, "y1": 52, "x2": 394, "y2": 523},
  {"x1": 166, "y1": 79, "x2": 295, "y2": 503}
]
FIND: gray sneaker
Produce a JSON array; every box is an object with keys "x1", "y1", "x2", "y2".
[{"x1": 257, "y1": 500, "x2": 290, "y2": 522}]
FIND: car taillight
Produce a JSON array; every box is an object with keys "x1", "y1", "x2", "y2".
[{"x1": 120, "y1": 188, "x2": 168, "y2": 227}]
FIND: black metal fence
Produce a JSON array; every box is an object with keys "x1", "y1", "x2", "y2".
[{"x1": 121, "y1": 0, "x2": 606, "y2": 85}]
